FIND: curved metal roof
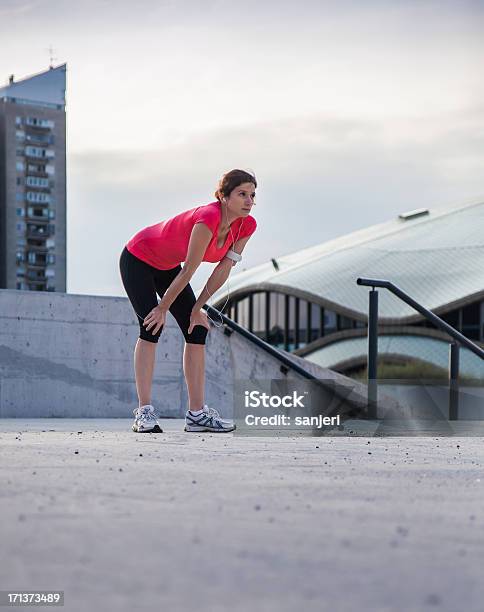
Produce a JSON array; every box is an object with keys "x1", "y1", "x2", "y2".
[
  {"x1": 304, "y1": 334, "x2": 484, "y2": 380},
  {"x1": 209, "y1": 199, "x2": 484, "y2": 322}
]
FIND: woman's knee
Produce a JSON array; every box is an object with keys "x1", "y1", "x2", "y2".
[
  {"x1": 184, "y1": 324, "x2": 208, "y2": 345},
  {"x1": 139, "y1": 327, "x2": 162, "y2": 344},
  {"x1": 138, "y1": 335, "x2": 159, "y2": 346}
]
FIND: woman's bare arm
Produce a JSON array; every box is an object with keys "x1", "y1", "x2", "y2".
[
  {"x1": 158, "y1": 223, "x2": 212, "y2": 312},
  {"x1": 192, "y1": 234, "x2": 253, "y2": 312}
]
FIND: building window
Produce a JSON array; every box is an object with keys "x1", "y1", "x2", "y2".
[
  {"x1": 287, "y1": 295, "x2": 296, "y2": 351},
  {"x1": 25, "y1": 132, "x2": 54, "y2": 145},
  {"x1": 16, "y1": 251, "x2": 25, "y2": 264},
  {"x1": 28, "y1": 224, "x2": 44, "y2": 235},
  {"x1": 26, "y1": 117, "x2": 54, "y2": 128},
  {"x1": 324, "y1": 310, "x2": 337, "y2": 335},
  {"x1": 25, "y1": 146, "x2": 51, "y2": 158},
  {"x1": 26, "y1": 176, "x2": 49, "y2": 188},
  {"x1": 16, "y1": 161, "x2": 24, "y2": 172},
  {"x1": 268, "y1": 292, "x2": 285, "y2": 348},
  {"x1": 47, "y1": 254, "x2": 56, "y2": 265},
  {"x1": 337, "y1": 314, "x2": 353, "y2": 331},
  {"x1": 238, "y1": 297, "x2": 249, "y2": 328},
  {"x1": 309, "y1": 303, "x2": 321, "y2": 342},
  {"x1": 15, "y1": 116, "x2": 22, "y2": 126},
  {"x1": 16, "y1": 207, "x2": 25, "y2": 217},
  {"x1": 26, "y1": 191, "x2": 50, "y2": 203},
  {"x1": 49, "y1": 209, "x2": 56, "y2": 220},
  {"x1": 252, "y1": 292, "x2": 266, "y2": 340},
  {"x1": 462, "y1": 301, "x2": 480, "y2": 341},
  {"x1": 481, "y1": 302, "x2": 484, "y2": 342},
  {"x1": 28, "y1": 163, "x2": 46, "y2": 173},
  {"x1": 297, "y1": 299, "x2": 309, "y2": 348},
  {"x1": 441, "y1": 309, "x2": 459, "y2": 329},
  {"x1": 27, "y1": 206, "x2": 49, "y2": 218}
]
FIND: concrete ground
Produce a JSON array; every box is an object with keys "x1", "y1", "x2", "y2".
[{"x1": 1, "y1": 419, "x2": 483, "y2": 612}]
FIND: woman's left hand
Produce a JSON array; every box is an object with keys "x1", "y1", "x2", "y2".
[{"x1": 188, "y1": 309, "x2": 211, "y2": 334}]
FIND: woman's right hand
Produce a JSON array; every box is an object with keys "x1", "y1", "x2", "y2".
[{"x1": 143, "y1": 305, "x2": 167, "y2": 336}]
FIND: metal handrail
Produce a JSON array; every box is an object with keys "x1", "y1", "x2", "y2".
[
  {"x1": 357, "y1": 277, "x2": 484, "y2": 420},
  {"x1": 203, "y1": 304, "x2": 377, "y2": 418},
  {"x1": 356, "y1": 277, "x2": 484, "y2": 360},
  {"x1": 202, "y1": 304, "x2": 316, "y2": 380}
]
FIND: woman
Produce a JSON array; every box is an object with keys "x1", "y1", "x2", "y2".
[{"x1": 119, "y1": 169, "x2": 257, "y2": 434}]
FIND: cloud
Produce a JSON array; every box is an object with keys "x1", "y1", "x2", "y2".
[
  {"x1": 3, "y1": 0, "x2": 480, "y2": 295},
  {"x1": 67, "y1": 109, "x2": 484, "y2": 295},
  {"x1": 0, "y1": 0, "x2": 44, "y2": 18}
]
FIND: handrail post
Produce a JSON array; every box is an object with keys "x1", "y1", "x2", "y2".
[
  {"x1": 367, "y1": 289, "x2": 379, "y2": 418},
  {"x1": 449, "y1": 342, "x2": 460, "y2": 421},
  {"x1": 357, "y1": 276, "x2": 484, "y2": 425}
]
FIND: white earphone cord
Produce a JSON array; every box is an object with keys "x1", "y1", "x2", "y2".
[{"x1": 204, "y1": 201, "x2": 243, "y2": 328}]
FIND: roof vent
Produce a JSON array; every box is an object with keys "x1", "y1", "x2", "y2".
[{"x1": 398, "y1": 208, "x2": 429, "y2": 221}]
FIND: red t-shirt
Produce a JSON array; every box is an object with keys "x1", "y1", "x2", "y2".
[{"x1": 125, "y1": 200, "x2": 257, "y2": 270}]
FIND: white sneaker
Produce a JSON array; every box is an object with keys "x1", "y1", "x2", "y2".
[
  {"x1": 184, "y1": 404, "x2": 235, "y2": 433},
  {"x1": 132, "y1": 405, "x2": 163, "y2": 433}
]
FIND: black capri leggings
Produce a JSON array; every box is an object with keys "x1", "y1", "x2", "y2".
[{"x1": 119, "y1": 246, "x2": 208, "y2": 345}]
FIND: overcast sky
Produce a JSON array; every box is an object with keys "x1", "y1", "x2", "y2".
[{"x1": 1, "y1": 0, "x2": 483, "y2": 296}]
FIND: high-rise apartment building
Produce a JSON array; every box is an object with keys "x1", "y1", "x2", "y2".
[{"x1": 0, "y1": 64, "x2": 66, "y2": 291}]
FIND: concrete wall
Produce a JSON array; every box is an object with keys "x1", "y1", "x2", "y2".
[{"x1": 0, "y1": 289, "x2": 370, "y2": 418}]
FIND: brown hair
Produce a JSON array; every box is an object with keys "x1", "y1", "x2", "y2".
[{"x1": 214, "y1": 169, "x2": 257, "y2": 202}]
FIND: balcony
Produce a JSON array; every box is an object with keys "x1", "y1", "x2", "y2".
[
  {"x1": 26, "y1": 169, "x2": 49, "y2": 179},
  {"x1": 25, "y1": 137, "x2": 53, "y2": 149},
  {"x1": 25, "y1": 179, "x2": 51, "y2": 191},
  {"x1": 27, "y1": 228, "x2": 51, "y2": 239},
  {"x1": 26, "y1": 214, "x2": 49, "y2": 223},
  {"x1": 26, "y1": 192, "x2": 50, "y2": 204},
  {"x1": 26, "y1": 205, "x2": 49, "y2": 222},
  {"x1": 26, "y1": 260, "x2": 47, "y2": 270},
  {"x1": 25, "y1": 118, "x2": 54, "y2": 129},
  {"x1": 24, "y1": 147, "x2": 55, "y2": 162},
  {"x1": 26, "y1": 271, "x2": 47, "y2": 282},
  {"x1": 27, "y1": 243, "x2": 48, "y2": 253},
  {"x1": 27, "y1": 280, "x2": 48, "y2": 290}
]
